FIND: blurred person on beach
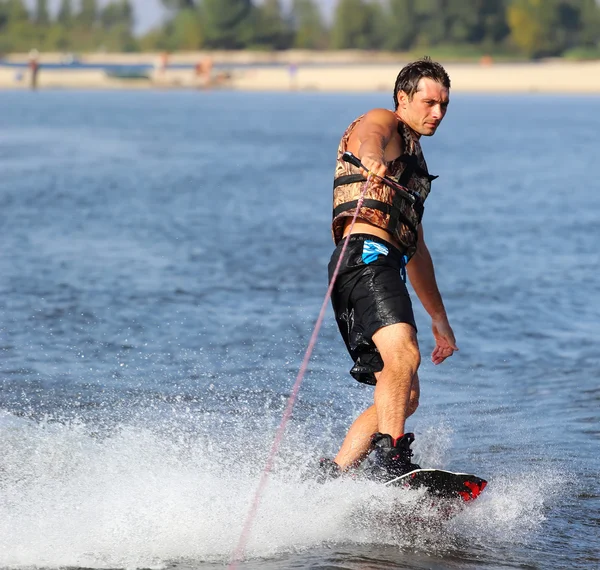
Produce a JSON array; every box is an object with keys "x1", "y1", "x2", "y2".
[
  {"x1": 155, "y1": 51, "x2": 169, "y2": 75},
  {"x1": 28, "y1": 49, "x2": 40, "y2": 91},
  {"x1": 320, "y1": 57, "x2": 457, "y2": 483},
  {"x1": 194, "y1": 56, "x2": 214, "y2": 88},
  {"x1": 288, "y1": 62, "x2": 298, "y2": 90}
]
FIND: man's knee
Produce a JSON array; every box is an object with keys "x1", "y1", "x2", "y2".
[
  {"x1": 383, "y1": 342, "x2": 421, "y2": 378},
  {"x1": 372, "y1": 323, "x2": 421, "y2": 380}
]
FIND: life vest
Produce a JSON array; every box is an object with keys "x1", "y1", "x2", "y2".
[{"x1": 332, "y1": 114, "x2": 438, "y2": 259}]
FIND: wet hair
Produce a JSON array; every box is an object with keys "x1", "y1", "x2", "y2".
[{"x1": 393, "y1": 57, "x2": 451, "y2": 109}]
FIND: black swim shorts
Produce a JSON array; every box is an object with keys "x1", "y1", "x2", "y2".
[{"x1": 328, "y1": 233, "x2": 417, "y2": 385}]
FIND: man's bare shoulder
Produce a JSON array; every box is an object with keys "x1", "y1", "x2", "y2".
[{"x1": 360, "y1": 108, "x2": 398, "y2": 127}]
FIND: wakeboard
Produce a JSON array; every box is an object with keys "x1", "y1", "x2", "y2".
[{"x1": 385, "y1": 468, "x2": 487, "y2": 503}]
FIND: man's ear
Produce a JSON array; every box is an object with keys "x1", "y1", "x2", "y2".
[{"x1": 397, "y1": 90, "x2": 408, "y2": 110}]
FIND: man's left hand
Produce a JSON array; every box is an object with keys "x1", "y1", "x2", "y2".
[{"x1": 431, "y1": 318, "x2": 458, "y2": 365}]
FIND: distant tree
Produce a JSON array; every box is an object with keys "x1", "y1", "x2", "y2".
[
  {"x1": 413, "y1": 0, "x2": 446, "y2": 46},
  {"x1": 161, "y1": 0, "x2": 196, "y2": 9},
  {"x1": 385, "y1": 0, "x2": 418, "y2": 51},
  {"x1": 479, "y1": 0, "x2": 511, "y2": 48},
  {"x1": 138, "y1": 26, "x2": 171, "y2": 51},
  {"x1": 290, "y1": 0, "x2": 328, "y2": 49},
  {"x1": 57, "y1": 0, "x2": 74, "y2": 27},
  {"x1": 579, "y1": 0, "x2": 600, "y2": 48},
  {"x1": 100, "y1": 0, "x2": 132, "y2": 28},
  {"x1": 6, "y1": 0, "x2": 29, "y2": 22},
  {"x1": 386, "y1": 0, "x2": 510, "y2": 51},
  {"x1": 253, "y1": 0, "x2": 292, "y2": 49},
  {"x1": 0, "y1": 4, "x2": 7, "y2": 34},
  {"x1": 35, "y1": 0, "x2": 50, "y2": 26},
  {"x1": 77, "y1": 0, "x2": 98, "y2": 29},
  {"x1": 170, "y1": 7, "x2": 204, "y2": 49},
  {"x1": 202, "y1": 0, "x2": 254, "y2": 49},
  {"x1": 507, "y1": 0, "x2": 573, "y2": 57},
  {"x1": 363, "y1": 1, "x2": 387, "y2": 50},
  {"x1": 331, "y1": 0, "x2": 373, "y2": 49},
  {"x1": 444, "y1": 0, "x2": 483, "y2": 43},
  {"x1": 2, "y1": 0, "x2": 35, "y2": 52},
  {"x1": 99, "y1": 0, "x2": 136, "y2": 51},
  {"x1": 101, "y1": 1, "x2": 121, "y2": 28},
  {"x1": 556, "y1": 0, "x2": 583, "y2": 51}
]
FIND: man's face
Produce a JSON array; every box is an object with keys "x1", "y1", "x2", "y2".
[{"x1": 397, "y1": 77, "x2": 449, "y2": 137}]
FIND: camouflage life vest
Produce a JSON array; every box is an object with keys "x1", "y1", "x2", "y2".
[{"x1": 332, "y1": 114, "x2": 438, "y2": 259}]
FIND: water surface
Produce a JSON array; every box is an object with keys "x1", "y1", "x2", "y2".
[{"x1": 0, "y1": 90, "x2": 598, "y2": 569}]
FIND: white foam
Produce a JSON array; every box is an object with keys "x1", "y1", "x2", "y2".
[{"x1": 0, "y1": 410, "x2": 563, "y2": 568}]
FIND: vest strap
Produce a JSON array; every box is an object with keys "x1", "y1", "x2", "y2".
[
  {"x1": 333, "y1": 198, "x2": 390, "y2": 218},
  {"x1": 332, "y1": 199, "x2": 418, "y2": 242},
  {"x1": 333, "y1": 174, "x2": 367, "y2": 189},
  {"x1": 389, "y1": 157, "x2": 417, "y2": 230}
]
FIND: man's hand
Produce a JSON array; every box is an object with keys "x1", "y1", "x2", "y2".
[
  {"x1": 359, "y1": 153, "x2": 388, "y2": 180},
  {"x1": 431, "y1": 317, "x2": 458, "y2": 365}
]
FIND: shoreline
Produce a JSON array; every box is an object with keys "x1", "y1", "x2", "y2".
[{"x1": 1, "y1": 51, "x2": 600, "y2": 93}]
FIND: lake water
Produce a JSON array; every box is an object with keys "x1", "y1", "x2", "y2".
[{"x1": 0, "y1": 89, "x2": 598, "y2": 570}]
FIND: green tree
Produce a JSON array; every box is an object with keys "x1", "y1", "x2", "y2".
[
  {"x1": 6, "y1": 0, "x2": 29, "y2": 22},
  {"x1": 161, "y1": 0, "x2": 196, "y2": 9},
  {"x1": 100, "y1": 0, "x2": 134, "y2": 28},
  {"x1": 35, "y1": 0, "x2": 50, "y2": 26},
  {"x1": 202, "y1": 0, "x2": 254, "y2": 49},
  {"x1": 0, "y1": 3, "x2": 7, "y2": 31},
  {"x1": 77, "y1": 0, "x2": 98, "y2": 29},
  {"x1": 44, "y1": 0, "x2": 74, "y2": 50},
  {"x1": 579, "y1": 0, "x2": 600, "y2": 47},
  {"x1": 364, "y1": 1, "x2": 387, "y2": 49},
  {"x1": 57, "y1": 0, "x2": 74, "y2": 27},
  {"x1": 384, "y1": 0, "x2": 510, "y2": 52},
  {"x1": 444, "y1": 0, "x2": 484, "y2": 43},
  {"x1": 32, "y1": 0, "x2": 50, "y2": 49},
  {"x1": 138, "y1": 27, "x2": 171, "y2": 51},
  {"x1": 413, "y1": 0, "x2": 446, "y2": 46},
  {"x1": 331, "y1": 0, "x2": 373, "y2": 49},
  {"x1": 385, "y1": 0, "x2": 418, "y2": 51},
  {"x1": 411, "y1": 0, "x2": 509, "y2": 48},
  {"x1": 478, "y1": 0, "x2": 511, "y2": 48},
  {"x1": 253, "y1": 0, "x2": 292, "y2": 49},
  {"x1": 507, "y1": 0, "x2": 573, "y2": 57},
  {"x1": 169, "y1": 7, "x2": 204, "y2": 49},
  {"x1": 556, "y1": 0, "x2": 583, "y2": 50},
  {"x1": 1, "y1": 0, "x2": 35, "y2": 52},
  {"x1": 290, "y1": 0, "x2": 328, "y2": 49},
  {"x1": 99, "y1": 0, "x2": 136, "y2": 51}
]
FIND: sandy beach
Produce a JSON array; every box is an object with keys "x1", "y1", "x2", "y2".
[{"x1": 1, "y1": 51, "x2": 600, "y2": 93}]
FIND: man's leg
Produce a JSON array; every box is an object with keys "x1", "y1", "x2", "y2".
[
  {"x1": 371, "y1": 322, "x2": 420, "y2": 439},
  {"x1": 406, "y1": 371, "x2": 420, "y2": 418},
  {"x1": 334, "y1": 405, "x2": 378, "y2": 469},
  {"x1": 333, "y1": 330, "x2": 420, "y2": 470}
]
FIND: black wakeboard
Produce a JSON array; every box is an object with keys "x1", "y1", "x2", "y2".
[{"x1": 385, "y1": 468, "x2": 487, "y2": 503}]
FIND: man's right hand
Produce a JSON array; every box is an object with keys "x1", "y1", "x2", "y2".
[{"x1": 359, "y1": 154, "x2": 388, "y2": 180}]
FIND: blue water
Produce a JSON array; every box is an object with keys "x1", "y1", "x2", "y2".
[{"x1": 0, "y1": 90, "x2": 598, "y2": 569}]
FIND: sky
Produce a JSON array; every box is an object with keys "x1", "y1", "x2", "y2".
[{"x1": 25, "y1": 0, "x2": 339, "y2": 35}]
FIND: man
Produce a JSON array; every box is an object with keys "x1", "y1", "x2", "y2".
[{"x1": 322, "y1": 58, "x2": 458, "y2": 482}]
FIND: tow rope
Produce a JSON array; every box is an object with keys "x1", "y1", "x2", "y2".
[{"x1": 229, "y1": 153, "x2": 403, "y2": 567}]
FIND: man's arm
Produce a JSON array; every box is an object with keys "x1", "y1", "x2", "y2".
[
  {"x1": 348, "y1": 108, "x2": 399, "y2": 179},
  {"x1": 407, "y1": 225, "x2": 458, "y2": 365}
]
